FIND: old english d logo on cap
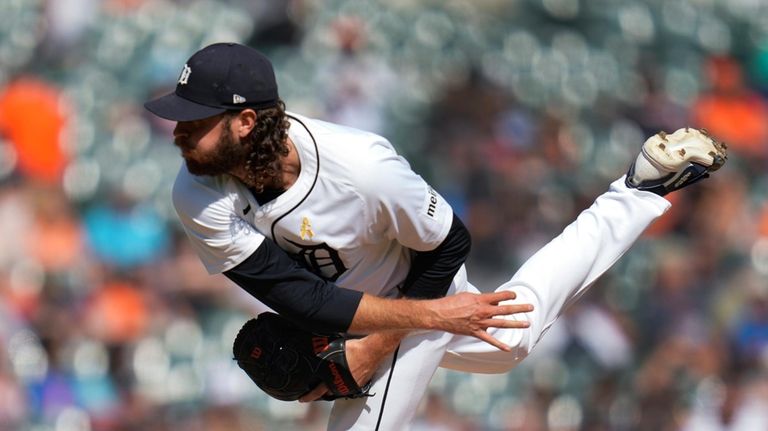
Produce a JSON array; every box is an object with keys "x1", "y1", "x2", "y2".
[{"x1": 178, "y1": 64, "x2": 191, "y2": 85}]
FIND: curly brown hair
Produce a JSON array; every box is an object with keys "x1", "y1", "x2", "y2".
[{"x1": 228, "y1": 100, "x2": 291, "y2": 193}]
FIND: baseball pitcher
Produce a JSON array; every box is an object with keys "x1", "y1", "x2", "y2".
[{"x1": 144, "y1": 43, "x2": 726, "y2": 430}]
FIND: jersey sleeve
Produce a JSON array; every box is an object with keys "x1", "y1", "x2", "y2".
[
  {"x1": 224, "y1": 239, "x2": 363, "y2": 333},
  {"x1": 172, "y1": 168, "x2": 264, "y2": 274},
  {"x1": 400, "y1": 213, "x2": 471, "y2": 298},
  {"x1": 357, "y1": 139, "x2": 453, "y2": 251}
]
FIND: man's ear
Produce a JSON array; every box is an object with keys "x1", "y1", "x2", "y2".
[{"x1": 236, "y1": 109, "x2": 257, "y2": 137}]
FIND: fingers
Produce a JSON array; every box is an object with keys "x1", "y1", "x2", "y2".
[
  {"x1": 473, "y1": 330, "x2": 512, "y2": 352},
  {"x1": 472, "y1": 315, "x2": 533, "y2": 352},
  {"x1": 299, "y1": 384, "x2": 329, "y2": 403},
  {"x1": 479, "y1": 291, "x2": 533, "y2": 325},
  {"x1": 472, "y1": 298, "x2": 533, "y2": 351},
  {"x1": 480, "y1": 317, "x2": 531, "y2": 329},
  {"x1": 481, "y1": 290, "x2": 517, "y2": 304},
  {"x1": 482, "y1": 291, "x2": 535, "y2": 312},
  {"x1": 490, "y1": 303, "x2": 534, "y2": 317}
]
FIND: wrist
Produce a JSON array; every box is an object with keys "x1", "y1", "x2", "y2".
[
  {"x1": 358, "y1": 331, "x2": 407, "y2": 356},
  {"x1": 417, "y1": 298, "x2": 445, "y2": 331}
]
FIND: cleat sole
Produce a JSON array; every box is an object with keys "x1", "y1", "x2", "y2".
[{"x1": 643, "y1": 127, "x2": 727, "y2": 173}]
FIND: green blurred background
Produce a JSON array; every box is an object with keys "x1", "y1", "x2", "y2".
[{"x1": 2, "y1": 0, "x2": 768, "y2": 430}]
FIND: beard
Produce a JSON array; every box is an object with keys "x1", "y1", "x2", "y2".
[{"x1": 182, "y1": 121, "x2": 251, "y2": 177}]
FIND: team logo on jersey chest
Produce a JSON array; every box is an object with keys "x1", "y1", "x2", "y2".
[{"x1": 284, "y1": 238, "x2": 347, "y2": 281}]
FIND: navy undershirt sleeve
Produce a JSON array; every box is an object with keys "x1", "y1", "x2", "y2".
[
  {"x1": 399, "y1": 214, "x2": 471, "y2": 299},
  {"x1": 224, "y1": 239, "x2": 363, "y2": 334}
]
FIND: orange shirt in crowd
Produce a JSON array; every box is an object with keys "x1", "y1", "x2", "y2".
[{"x1": 0, "y1": 78, "x2": 70, "y2": 183}]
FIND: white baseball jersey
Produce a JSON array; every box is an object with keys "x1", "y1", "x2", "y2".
[
  {"x1": 172, "y1": 113, "x2": 453, "y2": 297},
  {"x1": 172, "y1": 113, "x2": 672, "y2": 430}
]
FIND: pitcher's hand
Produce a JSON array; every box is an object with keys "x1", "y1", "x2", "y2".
[{"x1": 428, "y1": 291, "x2": 533, "y2": 351}]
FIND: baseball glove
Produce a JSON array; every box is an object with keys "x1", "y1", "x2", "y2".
[{"x1": 232, "y1": 312, "x2": 372, "y2": 401}]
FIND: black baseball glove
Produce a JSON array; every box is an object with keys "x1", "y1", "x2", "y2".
[{"x1": 233, "y1": 312, "x2": 373, "y2": 401}]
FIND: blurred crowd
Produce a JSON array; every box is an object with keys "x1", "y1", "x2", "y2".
[{"x1": 2, "y1": 0, "x2": 768, "y2": 430}]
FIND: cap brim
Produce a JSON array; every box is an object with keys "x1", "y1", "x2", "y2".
[{"x1": 144, "y1": 92, "x2": 227, "y2": 122}]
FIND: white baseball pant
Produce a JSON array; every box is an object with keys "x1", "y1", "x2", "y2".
[{"x1": 327, "y1": 177, "x2": 670, "y2": 430}]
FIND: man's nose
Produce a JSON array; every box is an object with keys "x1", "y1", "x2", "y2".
[{"x1": 173, "y1": 123, "x2": 189, "y2": 138}]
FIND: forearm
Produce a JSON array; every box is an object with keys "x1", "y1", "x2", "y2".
[
  {"x1": 348, "y1": 291, "x2": 533, "y2": 352},
  {"x1": 355, "y1": 330, "x2": 409, "y2": 356},
  {"x1": 349, "y1": 215, "x2": 471, "y2": 334},
  {"x1": 348, "y1": 294, "x2": 438, "y2": 334}
]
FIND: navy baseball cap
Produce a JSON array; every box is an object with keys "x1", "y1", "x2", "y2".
[{"x1": 144, "y1": 43, "x2": 279, "y2": 122}]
